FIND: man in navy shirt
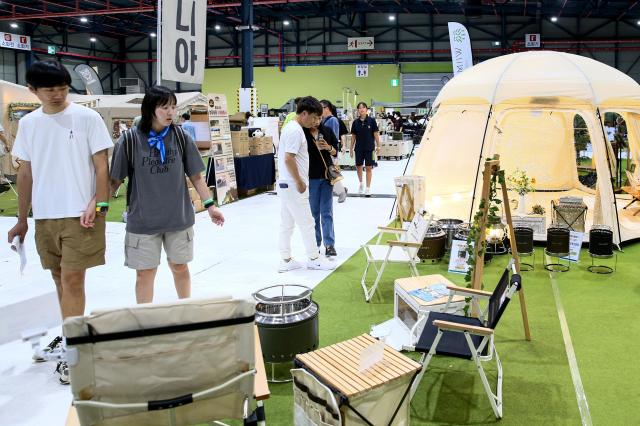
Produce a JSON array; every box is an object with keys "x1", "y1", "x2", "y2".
[{"x1": 350, "y1": 102, "x2": 380, "y2": 196}]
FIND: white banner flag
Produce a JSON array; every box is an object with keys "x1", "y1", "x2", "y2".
[
  {"x1": 448, "y1": 22, "x2": 473, "y2": 76},
  {"x1": 162, "y1": 0, "x2": 207, "y2": 84}
]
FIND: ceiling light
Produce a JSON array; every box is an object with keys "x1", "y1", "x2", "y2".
[
  {"x1": 493, "y1": 41, "x2": 501, "y2": 46},
  {"x1": 90, "y1": 37, "x2": 96, "y2": 43},
  {"x1": 283, "y1": 20, "x2": 290, "y2": 26},
  {"x1": 10, "y1": 22, "x2": 18, "y2": 29},
  {"x1": 389, "y1": 15, "x2": 396, "y2": 21},
  {"x1": 150, "y1": 32, "x2": 156, "y2": 38},
  {"x1": 214, "y1": 24, "x2": 221, "y2": 31},
  {"x1": 550, "y1": 16, "x2": 558, "y2": 22},
  {"x1": 80, "y1": 17, "x2": 88, "y2": 23},
  {"x1": 637, "y1": 20, "x2": 640, "y2": 25}
]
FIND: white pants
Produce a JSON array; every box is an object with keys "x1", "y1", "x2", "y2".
[{"x1": 278, "y1": 182, "x2": 320, "y2": 260}]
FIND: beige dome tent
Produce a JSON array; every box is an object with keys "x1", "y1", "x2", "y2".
[{"x1": 412, "y1": 50, "x2": 640, "y2": 244}]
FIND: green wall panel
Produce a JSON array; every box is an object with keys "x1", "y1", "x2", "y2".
[
  {"x1": 202, "y1": 64, "x2": 401, "y2": 114},
  {"x1": 400, "y1": 62, "x2": 453, "y2": 73}
]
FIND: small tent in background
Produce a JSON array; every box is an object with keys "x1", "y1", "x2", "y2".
[{"x1": 412, "y1": 51, "x2": 640, "y2": 244}]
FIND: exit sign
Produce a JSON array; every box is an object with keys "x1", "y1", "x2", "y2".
[
  {"x1": 391, "y1": 79, "x2": 399, "y2": 87},
  {"x1": 47, "y1": 45, "x2": 56, "y2": 55}
]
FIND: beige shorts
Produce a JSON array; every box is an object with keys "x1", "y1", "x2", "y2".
[
  {"x1": 124, "y1": 227, "x2": 194, "y2": 270},
  {"x1": 34, "y1": 216, "x2": 106, "y2": 271}
]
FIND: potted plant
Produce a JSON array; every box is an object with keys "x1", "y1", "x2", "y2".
[
  {"x1": 530, "y1": 204, "x2": 545, "y2": 216},
  {"x1": 507, "y1": 168, "x2": 536, "y2": 215}
]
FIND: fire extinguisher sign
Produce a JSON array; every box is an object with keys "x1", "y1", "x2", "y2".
[{"x1": 525, "y1": 34, "x2": 541, "y2": 48}]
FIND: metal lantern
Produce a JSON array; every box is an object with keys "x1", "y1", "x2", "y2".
[{"x1": 485, "y1": 216, "x2": 507, "y2": 254}]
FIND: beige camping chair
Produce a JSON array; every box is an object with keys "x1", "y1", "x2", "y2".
[
  {"x1": 360, "y1": 211, "x2": 431, "y2": 302},
  {"x1": 623, "y1": 169, "x2": 640, "y2": 215},
  {"x1": 63, "y1": 296, "x2": 260, "y2": 426}
]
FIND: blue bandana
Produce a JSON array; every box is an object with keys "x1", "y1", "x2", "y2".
[{"x1": 148, "y1": 126, "x2": 170, "y2": 163}]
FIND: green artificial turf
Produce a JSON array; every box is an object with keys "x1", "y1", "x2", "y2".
[{"x1": 259, "y1": 241, "x2": 640, "y2": 425}]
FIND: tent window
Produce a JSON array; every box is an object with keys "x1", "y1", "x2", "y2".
[{"x1": 574, "y1": 114, "x2": 597, "y2": 189}]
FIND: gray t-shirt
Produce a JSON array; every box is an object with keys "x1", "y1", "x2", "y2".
[{"x1": 110, "y1": 126, "x2": 205, "y2": 234}]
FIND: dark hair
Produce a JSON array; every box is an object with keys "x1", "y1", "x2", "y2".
[
  {"x1": 181, "y1": 112, "x2": 190, "y2": 121},
  {"x1": 26, "y1": 60, "x2": 71, "y2": 89},
  {"x1": 357, "y1": 102, "x2": 368, "y2": 109},
  {"x1": 139, "y1": 85, "x2": 177, "y2": 134},
  {"x1": 296, "y1": 96, "x2": 322, "y2": 116},
  {"x1": 294, "y1": 97, "x2": 302, "y2": 105}
]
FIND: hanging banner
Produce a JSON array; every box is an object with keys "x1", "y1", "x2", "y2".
[
  {"x1": 162, "y1": 0, "x2": 207, "y2": 84},
  {"x1": 447, "y1": 22, "x2": 473, "y2": 76},
  {"x1": 73, "y1": 64, "x2": 104, "y2": 95}
]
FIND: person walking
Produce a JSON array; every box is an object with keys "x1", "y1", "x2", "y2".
[
  {"x1": 7, "y1": 60, "x2": 113, "y2": 384},
  {"x1": 305, "y1": 116, "x2": 341, "y2": 257},
  {"x1": 110, "y1": 85, "x2": 224, "y2": 304},
  {"x1": 350, "y1": 102, "x2": 380, "y2": 196},
  {"x1": 277, "y1": 96, "x2": 335, "y2": 272}
]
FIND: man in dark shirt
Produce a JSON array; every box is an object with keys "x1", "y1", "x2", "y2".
[{"x1": 350, "y1": 102, "x2": 380, "y2": 197}]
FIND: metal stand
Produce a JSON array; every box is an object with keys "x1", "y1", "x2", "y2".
[
  {"x1": 544, "y1": 250, "x2": 570, "y2": 272},
  {"x1": 587, "y1": 253, "x2": 617, "y2": 274}
]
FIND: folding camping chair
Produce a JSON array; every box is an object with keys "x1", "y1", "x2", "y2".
[
  {"x1": 622, "y1": 170, "x2": 640, "y2": 215},
  {"x1": 63, "y1": 296, "x2": 264, "y2": 426},
  {"x1": 361, "y1": 210, "x2": 431, "y2": 302},
  {"x1": 406, "y1": 260, "x2": 522, "y2": 419}
]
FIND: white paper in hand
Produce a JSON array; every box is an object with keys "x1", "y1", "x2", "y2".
[
  {"x1": 10, "y1": 235, "x2": 27, "y2": 274},
  {"x1": 358, "y1": 339, "x2": 385, "y2": 373}
]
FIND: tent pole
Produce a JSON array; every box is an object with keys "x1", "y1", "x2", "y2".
[
  {"x1": 596, "y1": 107, "x2": 623, "y2": 246},
  {"x1": 469, "y1": 105, "x2": 494, "y2": 223}
]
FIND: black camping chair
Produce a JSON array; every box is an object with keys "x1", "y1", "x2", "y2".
[{"x1": 407, "y1": 260, "x2": 522, "y2": 419}]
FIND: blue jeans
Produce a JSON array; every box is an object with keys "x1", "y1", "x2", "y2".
[{"x1": 309, "y1": 179, "x2": 335, "y2": 247}]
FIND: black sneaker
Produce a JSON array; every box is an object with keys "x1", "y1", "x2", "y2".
[
  {"x1": 33, "y1": 336, "x2": 63, "y2": 363},
  {"x1": 55, "y1": 361, "x2": 70, "y2": 385},
  {"x1": 325, "y1": 246, "x2": 337, "y2": 257}
]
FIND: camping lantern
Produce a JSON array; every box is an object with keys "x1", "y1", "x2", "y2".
[{"x1": 486, "y1": 216, "x2": 507, "y2": 254}]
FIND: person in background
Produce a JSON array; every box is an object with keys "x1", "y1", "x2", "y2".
[
  {"x1": 110, "y1": 85, "x2": 224, "y2": 305},
  {"x1": 320, "y1": 99, "x2": 340, "y2": 141},
  {"x1": 305, "y1": 116, "x2": 343, "y2": 257},
  {"x1": 350, "y1": 102, "x2": 380, "y2": 196},
  {"x1": 0, "y1": 123, "x2": 9, "y2": 155},
  {"x1": 277, "y1": 96, "x2": 335, "y2": 272},
  {"x1": 392, "y1": 111, "x2": 404, "y2": 132},
  {"x1": 7, "y1": 60, "x2": 113, "y2": 385},
  {"x1": 180, "y1": 112, "x2": 197, "y2": 141},
  {"x1": 282, "y1": 97, "x2": 301, "y2": 129}
]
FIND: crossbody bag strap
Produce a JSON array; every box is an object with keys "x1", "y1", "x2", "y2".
[
  {"x1": 312, "y1": 133, "x2": 331, "y2": 181},
  {"x1": 123, "y1": 129, "x2": 136, "y2": 208}
]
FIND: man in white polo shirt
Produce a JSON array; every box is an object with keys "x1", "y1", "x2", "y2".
[{"x1": 277, "y1": 96, "x2": 335, "y2": 272}]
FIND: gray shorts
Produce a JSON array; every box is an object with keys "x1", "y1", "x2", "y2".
[{"x1": 124, "y1": 227, "x2": 194, "y2": 270}]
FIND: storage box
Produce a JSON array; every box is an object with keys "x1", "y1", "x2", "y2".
[
  {"x1": 188, "y1": 187, "x2": 199, "y2": 202},
  {"x1": 192, "y1": 199, "x2": 204, "y2": 213},
  {"x1": 394, "y1": 275, "x2": 465, "y2": 334}
]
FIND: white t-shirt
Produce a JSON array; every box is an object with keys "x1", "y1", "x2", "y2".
[
  {"x1": 12, "y1": 102, "x2": 113, "y2": 219},
  {"x1": 277, "y1": 119, "x2": 309, "y2": 185}
]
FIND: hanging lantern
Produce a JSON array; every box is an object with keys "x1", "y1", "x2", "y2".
[{"x1": 486, "y1": 215, "x2": 506, "y2": 244}]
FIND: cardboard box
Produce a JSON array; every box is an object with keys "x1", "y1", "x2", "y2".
[
  {"x1": 192, "y1": 199, "x2": 204, "y2": 213},
  {"x1": 191, "y1": 112, "x2": 208, "y2": 122},
  {"x1": 188, "y1": 187, "x2": 199, "y2": 202}
]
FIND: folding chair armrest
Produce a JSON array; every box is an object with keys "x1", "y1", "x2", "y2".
[
  {"x1": 446, "y1": 285, "x2": 492, "y2": 299},
  {"x1": 377, "y1": 226, "x2": 406, "y2": 234},
  {"x1": 433, "y1": 320, "x2": 494, "y2": 336},
  {"x1": 387, "y1": 240, "x2": 422, "y2": 248}
]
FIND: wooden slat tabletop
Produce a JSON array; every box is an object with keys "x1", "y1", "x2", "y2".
[{"x1": 296, "y1": 334, "x2": 421, "y2": 398}]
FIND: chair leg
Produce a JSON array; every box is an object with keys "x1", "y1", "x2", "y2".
[
  {"x1": 465, "y1": 333, "x2": 503, "y2": 419},
  {"x1": 360, "y1": 256, "x2": 387, "y2": 302},
  {"x1": 410, "y1": 330, "x2": 442, "y2": 400}
]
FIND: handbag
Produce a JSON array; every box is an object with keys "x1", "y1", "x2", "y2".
[{"x1": 314, "y1": 134, "x2": 343, "y2": 185}]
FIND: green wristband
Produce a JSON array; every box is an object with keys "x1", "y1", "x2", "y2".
[
  {"x1": 203, "y1": 198, "x2": 214, "y2": 205},
  {"x1": 96, "y1": 202, "x2": 109, "y2": 207}
]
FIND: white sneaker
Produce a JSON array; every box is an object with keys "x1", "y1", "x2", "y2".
[
  {"x1": 307, "y1": 257, "x2": 336, "y2": 270},
  {"x1": 278, "y1": 258, "x2": 303, "y2": 273},
  {"x1": 33, "y1": 336, "x2": 63, "y2": 363},
  {"x1": 365, "y1": 187, "x2": 371, "y2": 197},
  {"x1": 358, "y1": 183, "x2": 365, "y2": 194}
]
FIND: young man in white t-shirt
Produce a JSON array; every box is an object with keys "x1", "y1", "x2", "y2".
[
  {"x1": 277, "y1": 96, "x2": 335, "y2": 272},
  {"x1": 7, "y1": 60, "x2": 113, "y2": 385}
]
